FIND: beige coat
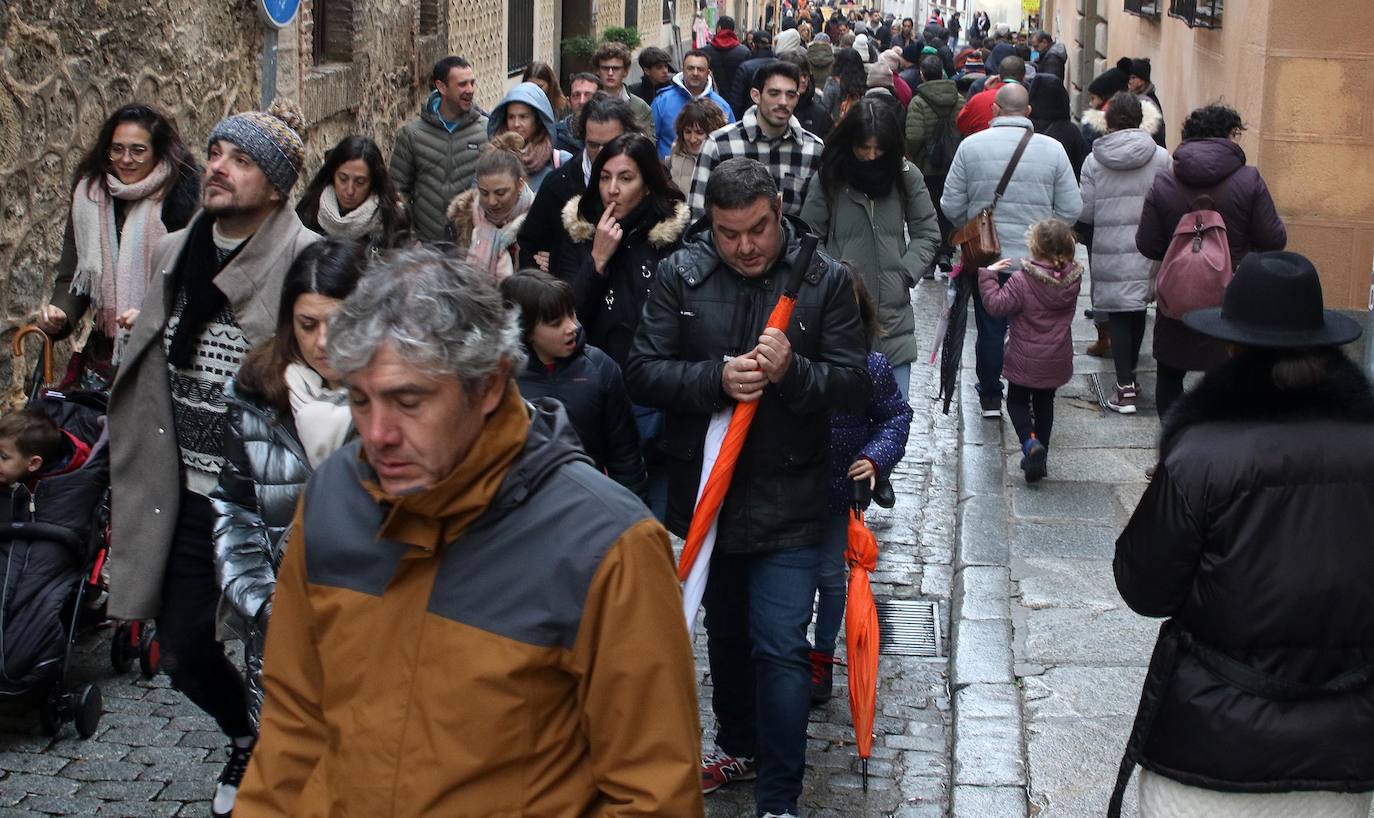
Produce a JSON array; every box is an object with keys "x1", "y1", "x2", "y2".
[{"x1": 106, "y1": 207, "x2": 318, "y2": 620}]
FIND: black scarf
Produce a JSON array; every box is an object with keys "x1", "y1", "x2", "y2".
[
  {"x1": 846, "y1": 154, "x2": 895, "y2": 199},
  {"x1": 166, "y1": 214, "x2": 244, "y2": 368}
]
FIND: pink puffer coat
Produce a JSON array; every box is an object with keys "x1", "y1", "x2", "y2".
[{"x1": 978, "y1": 258, "x2": 1083, "y2": 389}]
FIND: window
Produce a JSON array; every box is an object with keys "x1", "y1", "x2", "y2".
[
  {"x1": 626, "y1": 0, "x2": 639, "y2": 29},
  {"x1": 1168, "y1": 0, "x2": 1222, "y2": 28},
  {"x1": 419, "y1": 0, "x2": 441, "y2": 34},
  {"x1": 508, "y1": 0, "x2": 534, "y2": 75},
  {"x1": 1124, "y1": 0, "x2": 1161, "y2": 18},
  {"x1": 313, "y1": 0, "x2": 355, "y2": 64}
]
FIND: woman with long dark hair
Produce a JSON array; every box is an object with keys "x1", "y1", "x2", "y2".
[
  {"x1": 211, "y1": 236, "x2": 367, "y2": 734},
  {"x1": 296, "y1": 135, "x2": 409, "y2": 254},
  {"x1": 556, "y1": 132, "x2": 690, "y2": 366},
  {"x1": 801, "y1": 98, "x2": 940, "y2": 397},
  {"x1": 821, "y1": 47, "x2": 869, "y2": 121},
  {"x1": 36, "y1": 103, "x2": 200, "y2": 386}
]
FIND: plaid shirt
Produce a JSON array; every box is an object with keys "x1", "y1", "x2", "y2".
[{"x1": 687, "y1": 108, "x2": 825, "y2": 219}]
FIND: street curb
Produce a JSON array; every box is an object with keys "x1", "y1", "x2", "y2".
[{"x1": 949, "y1": 384, "x2": 1028, "y2": 818}]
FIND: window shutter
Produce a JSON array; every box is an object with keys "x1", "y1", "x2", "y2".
[{"x1": 314, "y1": 0, "x2": 355, "y2": 64}]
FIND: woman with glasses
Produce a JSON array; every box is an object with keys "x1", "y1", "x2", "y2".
[{"x1": 37, "y1": 103, "x2": 200, "y2": 387}]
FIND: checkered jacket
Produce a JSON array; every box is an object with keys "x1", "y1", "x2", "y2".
[{"x1": 687, "y1": 108, "x2": 825, "y2": 219}]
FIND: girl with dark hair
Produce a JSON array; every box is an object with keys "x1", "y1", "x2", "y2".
[
  {"x1": 296, "y1": 135, "x2": 409, "y2": 254},
  {"x1": 667, "y1": 99, "x2": 728, "y2": 195},
  {"x1": 37, "y1": 103, "x2": 201, "y2": 387},
  {"x1": 808, "y1": 271, "x2": 913, "y2": 704},
  {"x1": 211, "y1": 235, "x2": 368, "y2": 733},
  {"x1": 522, "y1": 60, "x2": 570, "y2": 119},
  {"x1": 556, "y1": 132, "x2": 690, "y2": 366},
  {"x1": 821, "y1": 47, "x2": 869, "y2": 121},
  {"x1": 801, "y1": 97, "x2": 940, "y2": 397},
  {"x1": 447, "y1": 133, "x2": 533, "y2": 281}
]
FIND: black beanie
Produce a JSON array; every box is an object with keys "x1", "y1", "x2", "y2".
[
  {"x1": 1088, "y1": 58, "x2": 1132, "y2": 99},
  {"x1": 1129, "y1": 57, "x2": 1151, "y2": 83}
]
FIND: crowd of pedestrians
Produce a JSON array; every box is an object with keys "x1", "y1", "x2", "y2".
[{"x1": 19, "y1": 8, "x2": 1374, "y2": 818}]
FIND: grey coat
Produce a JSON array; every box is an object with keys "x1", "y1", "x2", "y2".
[
  {"x1": 940, "y1": 116, "x2": 1083, "y2": 260},
  {"x1": 106, "y1": 207, "x2": 318, "y2": 620},
  {"x1": 800, "y1": 161, "x2": 941, "y2": 367},
  {"x1": 390, "y1": 91, "x2": 489, "y2": 242},
  {"x1": 1079, "y1": 128, "x2": 1170, "y2": 312}
]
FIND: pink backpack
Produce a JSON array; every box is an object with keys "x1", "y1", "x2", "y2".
[{"x1": 1154, "y1": 183, "x2": 1233, "y2": 320}]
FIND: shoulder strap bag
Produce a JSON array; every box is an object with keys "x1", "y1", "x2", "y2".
[{"x1": 951, "y1": 126, "x2": 1034, "y2": 269}]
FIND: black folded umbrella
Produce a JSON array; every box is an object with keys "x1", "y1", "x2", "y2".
[{"x1": 939, "y1": 273, "x2": 975, "y2": 415}]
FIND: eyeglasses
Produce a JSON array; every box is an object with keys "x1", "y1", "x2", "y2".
[
  {"x1": 597, "y1": 63, "x2": 627, "y2": 74},
  {"x1": 108, "y1": 144, "x2": 151, "y2": 163}
]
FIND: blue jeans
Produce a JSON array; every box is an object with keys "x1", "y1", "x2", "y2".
[
  {"x1": 631, "y1": 404, "x2": 668, "y2": 522},
  {"x1": 972, "y1": 280, "x2": 1009, "y2": 400},
  {"x1": 704, "y1": 544, "x2": 822, "y2": 817},
  {"x1": 891, "y1": 362, "x2": 912, "y2": 403},
  {"x1": 812, "y1": 514, "x2": 851, "y2": 655}
]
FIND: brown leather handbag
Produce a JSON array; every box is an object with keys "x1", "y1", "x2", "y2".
[{"x1": 951, "y1": 127, "x2": 1035, "y2": 269}]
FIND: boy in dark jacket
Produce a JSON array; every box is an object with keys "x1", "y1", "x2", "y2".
[{"x1": 501, "y1": 270, "x2": 646, "y2": 497}]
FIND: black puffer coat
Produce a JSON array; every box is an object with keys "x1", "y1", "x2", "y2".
[
  {"x1": 1113, "y1": 351, "x2": 1374, "y2": 801},
  {"x1": 517, "y1": 156, "x2": 586, "y2": 273},
  {"x1": 516, "y1": 331, "x2": 645, "y2": 496},
  {"x1": 624, "y1": 216, "x2": 872, "y2": 553},
  {"x1": 556, "y1": 195, "x2": 690, "y2": 366}
]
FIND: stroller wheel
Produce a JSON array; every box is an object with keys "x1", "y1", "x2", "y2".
[
  {"x1": 37, "y1": 693, "x2": 62, "y2": 736},
  {"x1": 111, "y1": 623, "x2": 135, "y2": 673},
  {"x1": 73, "y1": 684, "x2": 102, "y2": 739},
  {"x1": 138, "y1": 626, "x2": 161, "y2": 678}
]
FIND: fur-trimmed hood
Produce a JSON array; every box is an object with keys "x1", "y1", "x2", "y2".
[
  {"x1": 1161, "y1": 349, "x2": 1374, "y2": 455},
  {"x1": 1080, "y1": 98, "x2": 1163, "y2": 138},
  {"x1": 561, "y1": 195, "x2": 691, "y2": 248},
  {"x1": 446, "y1": 187, "x2": 530, "y2": 248}
]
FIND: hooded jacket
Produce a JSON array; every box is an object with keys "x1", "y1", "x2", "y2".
[
  {"x1": 794, "y1": 84, "x2": 834, "y2": 140},
  {"x1": 1036, "y1": 40, "x2": 1068, "y2": 79},
  {"x1": 236, "y1": 391, "x2": 703, "y2": 816},
  {"x1": 800, "y1": 160, "x2": 941, "y2": 366},
  {"x1": 623, "y1": 217, "x2": 872, "y2": 554},
  {"x1": 557, "y1": 195, "x2": 691, "y2": 366},
  {"x1": 650, "y1": 72, "x2": 735, "y2": 158},
  {"x1": 1114, "y1": 351, "x2": 1374, "y2": 797},
  {"x1": 904, "y1": 78, "x2": 964, "y2": 175},
  {"x1": 806, "y1": 41, "x2": 836, "y2": 89},
  {"x1": 1080, "y1": 98, "x2": 1164, "y2": 151},
  {"x1": 705, "y1": 29, "x2": 751, "y2": 100},
  {"x1": 1078, "y1": 128, "x2": 1170, "y2": 313},
  {"x1": 1027, "y1": 74, "x2": 1089, "y2": 179},
  {"x1": 390, "y1": 91, "x2": 489, "y2": 242},
  {"x1": 1136, "y1": 137, "x2": 1287, "y2": 372},
  {"x1": 729, "y1": 48, "x2": 777, "y2": 119},
  {"x1": 487, "y1": 83, "x2": 573, "y2": 193},
  {"x1": 516, "y1": 331, "x2": 645, "y2": 496},
  {"x1": 977, "y1": 258, "x2": 1083, "y2": 389}
]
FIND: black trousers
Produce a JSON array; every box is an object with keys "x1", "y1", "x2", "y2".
[
  {"x1": 1007, "y1": 382, "x2": 1056, "y2": 448},
  {"x1": 1108, "y1": 310, "x2": 1148, "y2": 387},
  {"x1": 157, "y1": 490, "x2": 252, "y2": 739},
  {"x1": 925, "y1": 174, "x2": 953, "y2": 262},
  {"x1": 1156, "y1": 363, "x2": 1187, "y2": 422}
]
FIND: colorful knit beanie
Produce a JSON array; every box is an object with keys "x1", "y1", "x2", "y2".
[{"x1": 206, "y1": 98, "x2": 306, "y2": 197}]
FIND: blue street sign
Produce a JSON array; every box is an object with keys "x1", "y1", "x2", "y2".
[{"x1": 259, "y1": 0, "x2": 301, "y2": 28}]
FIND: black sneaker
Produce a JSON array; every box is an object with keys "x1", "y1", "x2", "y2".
[
  {"x1": 979, "y1": 394, "x2": 1001, "y2": 418},
  {"x1": 212, "y1": 738, "x2": 255, "y2": 817},
  {"x1": 809, "y1": 650, "x2": 837, "y2": 707}
]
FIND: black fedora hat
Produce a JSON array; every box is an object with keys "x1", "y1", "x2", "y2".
[{"x1": 1183, "y1": 251, "x2": 1362, "y2": 348}]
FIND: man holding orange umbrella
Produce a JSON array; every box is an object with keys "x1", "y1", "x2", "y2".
[{"x1": 625, "y1": 158, "x2": 871, "y2": 818}]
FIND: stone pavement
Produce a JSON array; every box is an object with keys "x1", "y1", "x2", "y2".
[{"x1": 0, "y1": 277, "x2": 960, "y2": 817}]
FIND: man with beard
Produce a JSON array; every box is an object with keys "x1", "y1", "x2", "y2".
[
  {"x1": 687, "y1": 61, "x2": 824, "y2": 219},
  {"x1": 106, "y1": 100, "x2": 318, "y2": 818}
]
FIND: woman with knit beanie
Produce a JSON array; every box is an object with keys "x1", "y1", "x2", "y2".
[
  {"x1": 446, "y1": 133, "x2": 533, "y2": 281},
  {"x1": 296, "y1": 135, "x2": 409, "y2": 255},
  {"x1": 37, "y1": 103, "x2": 200, "y2": 388}
]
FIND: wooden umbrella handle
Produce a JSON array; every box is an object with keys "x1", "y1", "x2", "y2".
[{"x1": 12, "y1": 325, "x2": 54, "y2": 388}]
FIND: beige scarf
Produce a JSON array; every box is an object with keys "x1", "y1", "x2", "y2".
[
  {"x1": 317, "y1": 186, "x2": 381, "y2": 241},
  {"x1": 284, "y1": 363, "x2": 353, "y2": 469},
  {"x1": 70, "y1": 161, "x2": 172, "y2": 335}
]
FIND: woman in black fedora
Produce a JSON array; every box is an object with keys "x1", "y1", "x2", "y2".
[{"x1": 1109, "y1": 251, "x2": 1374, "y2": 818}]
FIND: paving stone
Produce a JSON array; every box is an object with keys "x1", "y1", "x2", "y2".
[
  {"x1": 951, "y1": 784, "x2": 1028, "y2": 818},
  {"x1": 0, "y1": 773, "x2": 80, "y2": 797},
  {"x1": 15, "y1": 795, "x2": 107, "y2": 815},
  {"x1": 0, "y1": 752, "x2": 69, "y2": 775},
  {"x1": 955, "y1": 683, "x2": 1019, "y2": 721},
  {"x1": 959, "y1": 441, "x2": 1004, "y2": 498},
  {"x1": 1022, "y1": 666, "x2": 1147, "y2": 721},
  {"x1": 96, "y1": 801, "x2": 182, "y2": 817},
  {"x1": 1010, "y1": 481, "x2": 1128, "y2": 525},
  {"x1": 1013, "y1": 557, "x2": 1124, "y2": 612},
  {"x1": 76, "y1": 779, "x2": 166, "y2": 800},
  {"x1": 58, "y1": 759, "x2": 145, "y2": 781},
  {"x1": 1025, "y1": 715, "x2": 1137, "y2": 818},
  {"x1": 956, "y1": 495, "x2": 1010, "y2": 567},
  {"x1": 951, "y1": 619, "x2": 1013, "y2": 686},
  {"x1": 1020, "y1": 608, "x2": 1159, "y2": 666},
  {"x1": 952, "y1": 715, "x2": 1024, "y2": 787},
  {"x1": 1003, "y1": 446, "x2": 1155, "y2": 485},
  {"x1": 1006, "y1": 520, "x2": 1120, "y2": 560},
  {"x1": 955, "y1": 566, "x2": 1010, "y2": 621}
]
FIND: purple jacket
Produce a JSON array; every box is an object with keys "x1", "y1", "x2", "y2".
[
  {"x1": 1136, "y1": 138, "x2": 1286, "y2": 268},
  {"x1": 829, "y1": 352, "x2": 913, "y2": 514},
  {"x1": 979, "y1": 259, "x2": 1083, "y2": 389}
]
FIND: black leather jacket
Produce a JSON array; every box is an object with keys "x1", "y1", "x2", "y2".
[{"x1": 624, "y1": 216, "x2": 871, "y2": 553}]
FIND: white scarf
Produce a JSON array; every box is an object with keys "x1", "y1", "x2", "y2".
[
  {"x1": 284, "y1": 363, "x2": 353, "y2": 469},
  {"x1": 70, "y1": 161, "x2": 172, "y2": 336},
  {"x1": 317, "y1": 186, "x2": 381, "y2": 241}
]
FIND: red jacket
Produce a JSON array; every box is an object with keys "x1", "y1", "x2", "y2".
[{"x1": 956, "y1": 77, "x2": 1010, "y2": 136}]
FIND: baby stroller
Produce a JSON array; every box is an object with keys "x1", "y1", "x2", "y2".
[{"x1": 0, "y1": 326, "x2": 119, "y2": 736}]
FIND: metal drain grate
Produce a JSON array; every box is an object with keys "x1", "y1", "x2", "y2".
[{"x1": 875, "y1": 599, "x2": 941, "y2": 657}]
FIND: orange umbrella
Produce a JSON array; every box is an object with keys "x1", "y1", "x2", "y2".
[
  {"x1": 678, "y1": 236, "x2": 820, "y2": 622},
  {"x1": 845, "y1": 498, "x2": 880, "y2": 790}
]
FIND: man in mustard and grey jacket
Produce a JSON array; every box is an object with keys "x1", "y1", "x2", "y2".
[{"x1": 235, "y1": 247, "x2": 703, "y2": 817}]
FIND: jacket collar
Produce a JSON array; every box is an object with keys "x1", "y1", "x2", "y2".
[
  {"x1": 197, "y1": 206, "x2": 308, "y2": 344},
  {"x1": 1160, "y1": 350, "x2": 1374, "y2": 455},
  {"x1": 561, "y1": 195, "x2": 691, "y2": 248},
  {"x1": 990, "y1": 115, "x2": 1033, "y2": 130},
  {"x1": 674, "y1": 214, "x2": 825, "y2": 287}
]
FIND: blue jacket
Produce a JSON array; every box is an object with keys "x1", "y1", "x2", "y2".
[
  {"x1": 828, "y1": 352, "x2": 913, "y2": 513},
  {"x1": 650, "y1": 73, "x2": 735, "y2": 159},
  {"x1": 488, "y1": 82, "x2": 572, "y2": 192}
]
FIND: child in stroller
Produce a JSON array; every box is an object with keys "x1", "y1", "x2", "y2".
[{"x1": 0, "y1": 395, "x2": 109, "y2": 737}]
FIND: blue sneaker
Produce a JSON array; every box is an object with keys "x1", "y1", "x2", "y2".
[{"x1": 1020, "y1": 438, "x2": 1048, "y2": 483}]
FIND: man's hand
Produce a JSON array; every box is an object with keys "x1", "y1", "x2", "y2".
[
  {"x1": 754, "y1": 328, "x2": 792, "y2": 384},
  {"x1": 722, "y1": 353, "x2": 768, "y2": 403}
]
